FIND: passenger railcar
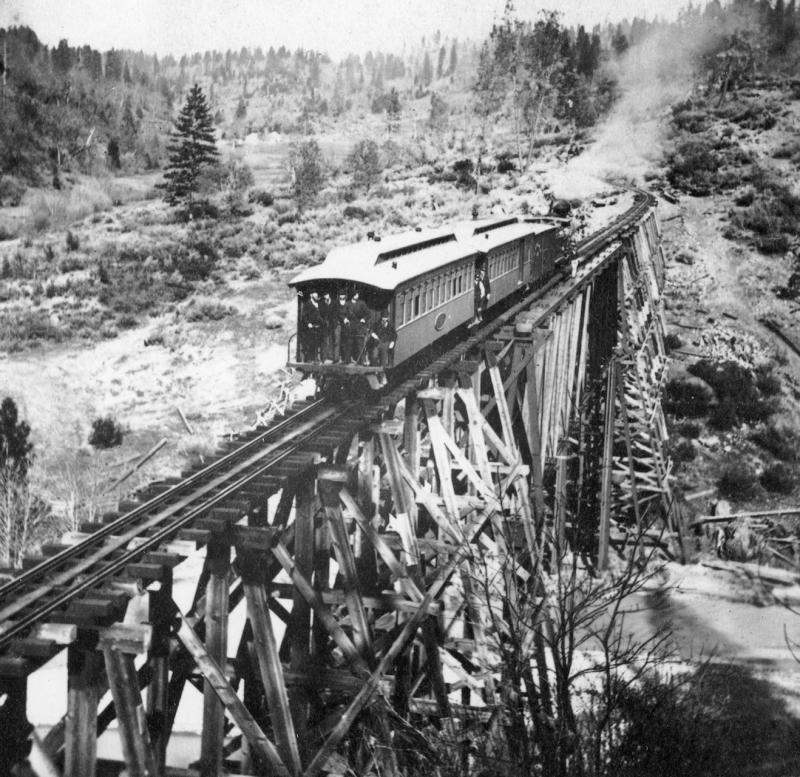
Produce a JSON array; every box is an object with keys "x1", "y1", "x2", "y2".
[{"x1": 288, "y1": 215, "x2": 561, "y2": 389}]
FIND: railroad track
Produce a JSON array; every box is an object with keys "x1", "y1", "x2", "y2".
[
  {"x1": 0, "y1": 190, "x2": 655, "y2": 664},
  {"x1": 0, "y1": 397, "x2": 375, "y2": 654}
]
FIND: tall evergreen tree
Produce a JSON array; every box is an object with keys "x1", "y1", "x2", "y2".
[
  {"x1": 159, "y1": 83, "x2": 219, "y2": 209},
  {"x1": 0, "y1": 398, "x2": 33, "y2": 478},
  {"x1": 421, "y1": 52, "x2": 433, "y2": 86}
]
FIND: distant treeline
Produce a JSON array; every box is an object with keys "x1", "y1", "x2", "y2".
[{"x1": 0, "y1": 0, "x2": 798, "y2": 190}]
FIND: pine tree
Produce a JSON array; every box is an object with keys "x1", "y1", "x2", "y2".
[
  {"x1": 159, "y1": 83, "x2": 219, "y2": 210},
  {"x1": 386, "y1": 88, "x2": 401, "y2": 133},
  {"x1": 289, "y1": 139, "x2": 325, "y2": 212},
  {"x1": 0, "y1": 398, "x2": 33, "y2": 478},
  {"x1": 421, "y1": 52, "x2": 433, "y2": 86}
]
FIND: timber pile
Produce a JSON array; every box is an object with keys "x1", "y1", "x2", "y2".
[
  {"x1": 692, "y1": 507, "x2": 800, "y2": 572},
  {"x1": 698, "y1": 324, "x2": 769, "y2": 367}
]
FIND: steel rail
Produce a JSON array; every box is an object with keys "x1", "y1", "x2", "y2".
[
  {"x1": 0, "y1": 402, "x2": 354, "y2": 650},
  {"x1": 0, "y1": 398, "x2": 330, "y2": 601}
]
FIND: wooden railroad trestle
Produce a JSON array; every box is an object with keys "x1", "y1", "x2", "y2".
[{"x1": 0, "y1": 208, "x2": 672, "y2": 777}]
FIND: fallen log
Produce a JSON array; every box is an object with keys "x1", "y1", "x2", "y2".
[
  {"x1": 106, "y1": 438, "x2": 168, "y2": 493},
  {"x1": 702, "y1": 559, "x2": 800, "y2": 585},
  {"x1": 690, "y1": 506, "x2": 800, "y2": 528}
]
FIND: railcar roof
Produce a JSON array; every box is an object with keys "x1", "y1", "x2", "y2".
[{"x1": 289, "y1": 216, "x2": 556, "y2": 292}]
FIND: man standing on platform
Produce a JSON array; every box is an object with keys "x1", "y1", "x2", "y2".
[
  {"x1": 474, "y1": 265, "x2": 490, "y2": 323},
  {"x1": 347, "y1": 290, "x2": 370, "y2": 364},
  {"x1": 369, "y1": 311, "x2": 396, "y2": 369},
  {"x1": 319, "y1": 291, "x2": 334, "y2": 362},
  {"x1": 332, "y1": 290, "x2": 350, "y2": 363},
  {"x1": 301, "y1": 291, "x2": 323, "y2": 362}
]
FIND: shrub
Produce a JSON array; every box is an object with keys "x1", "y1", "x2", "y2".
[
  {"x1": 663, "y1": 377, "x2": 713, "y2": 417},
  {"x1": 496, "y1": 152, "x2": 516, "y2": 173},
  {"x1": 88, "y1": 416, "x2": 124, "y2": 448},
  {"x1": 65, "y1": 230, "x2": 80, "y2": 252},
  {"x1": 687, "y1": 360, "x2": 776, "y2": 425},
  {"x1": 708, "y1": 399, "x2": 738, "y2": 431},
  {"x1": 717, "y1": 459, "x2": 761, "y2": 500},
  {"x1": 666, "y1": 139, "x2": 719, "y2": 193},
  {"x1": 248, "y1": 188, "x2": 275, "y2": 207},
  {"x1": 176, "y1": 240, "x2": 218, "y2": 281},
  {"x1": 664, "y1": 332, "x2": 683, "y2": 352},
  {"x1": 343, "y1": 204, "x2": 370, "y2": 220},
  {"x1": 760, "y1": 462, "x2": 796, "y2": 494},
  {"x1": 754, "y1": 362, "x2": 782, "y2": 397},
  {"x1": 750, "y1": 423, "x2": 797, "y2": 462},
  {"x1": 671, "y1": 439, "x2": 696, "y2": 462},
  {"x1": 676, "y1": 420, "x2": 701, "y2": 438},
  {"x1": 184, "y1": 301, "x2": 237, "y2": 322}
]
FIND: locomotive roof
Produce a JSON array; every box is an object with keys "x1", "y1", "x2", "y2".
[{"x1": 289, "y1": 216, "x2": 556, "y2": 292}]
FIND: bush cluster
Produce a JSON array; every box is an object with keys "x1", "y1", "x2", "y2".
[
  {"x1": 760, "y1": 462, "x2": 796, "y2": 494},
  {"x1": 88, "y1": 416, "x2": 124, "y2": 448},
  {"x1": 717, "y1": 458, "x2": 761, "y2": 500},
  {"x1": 687, "y1": 359, "x2": 776, "y2": 428},
  {"x1": 663, "y1": 377, "x2": 714, "y2": 417}
]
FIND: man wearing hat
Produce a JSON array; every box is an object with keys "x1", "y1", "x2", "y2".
[
  {"x1": 347, "y1": 290, "x2": 370, "y2": 365},
  {"x1": 369, "y1": 311, "x2": 396, "y2": 369},
  {"x1": 332, "y1": 290, "x2": 350, "y2": 363},
  {"x1": 300, "y1": 290, "x2": 323, "y2": 362},
  {"x1": 319, "y1": 290, "x2": 334, "y2": 362}
]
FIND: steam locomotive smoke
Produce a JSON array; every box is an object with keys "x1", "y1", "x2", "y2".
[{"x1": 547, "y1": 22, "x2": 716, "y2": 200}]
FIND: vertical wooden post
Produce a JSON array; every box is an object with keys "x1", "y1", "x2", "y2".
[
  {"x1": 103, "y1": 647, "x2": 158, "y2": 777},
  {"x1": 403, "y1": 392, "x2": 420, "y2": 482},
  {"x1": 526, "y1": 374, "x2": 545, "y2": 522},
  {"x1": 200, "y1": 538, "x2": 230, "y2": 777},
  {"x1": 148, "y1": 571, "x2": 172, "y2": 776},
  {"x1": 598, "y1": 360, "x2": 617, "y2": 570},
  {"x1": 0, "y1": 678, "x2": 32, "y2": 777},
  {"x1": 65, "y1": 645, "x2": 103, "y2": 777},
  {"x1": 291, "y1": 477, "x2": 313, "y2": 757},
  {"x1": 243, "y1": 573, "x2": 302, "y2": 775}
]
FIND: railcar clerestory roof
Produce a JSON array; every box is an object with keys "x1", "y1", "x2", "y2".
[{"x1": 289, "y1": 216, "x2": 557, "y2": 292}]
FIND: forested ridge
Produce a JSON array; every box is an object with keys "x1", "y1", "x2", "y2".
[{"x1": 3, "y1": 0, "x2": 795, "y2": 198}]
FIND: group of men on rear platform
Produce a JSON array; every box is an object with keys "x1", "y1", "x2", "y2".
[{"x1": 299, "y1": 289, "x2": 396, "y2": 367}]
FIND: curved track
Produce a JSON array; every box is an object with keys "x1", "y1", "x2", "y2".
[{"x1": 0, "y1": 191, "x2": 656, "y2": 657}]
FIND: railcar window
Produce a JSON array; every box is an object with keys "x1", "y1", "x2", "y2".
[
  {"x1": 414, "y1": 293, "x2": 420, "y2": 318},
  {"x1": 434, "y1": 279, "x2": 440, "y2": 307}
]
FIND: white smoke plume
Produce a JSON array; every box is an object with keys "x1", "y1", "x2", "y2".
[{"x1": 546, "y1": 13, "x2": 742, "y2": 199}]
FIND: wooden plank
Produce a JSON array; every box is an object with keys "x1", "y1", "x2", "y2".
[
  {"x1": 597, "y1": 361, "x2": 617, "y2": 571},
  {"x1": 31, "y1": 622, "x2": 77, "y2": 645},
  {"x1": 97, "y1": 623, "x2": 153, "y2": 654},
  {"x1": 64, "y1": 647, "x2": 102, "y2": 777},
  {"x1": 421, "y1": 402, "x2": 459, "y2": 522},
  {"x1": 175, "y1": 614, "x2": 291, "y2": 776},
  {"x1": 403, "y1": 393, "x2": 420, "y2": 479},
  {"x1": 245, "y1": 583, "x2": 302, "y2": 774},
  {"x1": 289, "y1": 478, "x2": 312, "y2": 756},
  {"x1": 200, "y1": 541, "x2": 229, "y2": 777},
  {"x1": 379, "y1": 432, "x2": 417, "y2": 525},
  {"x1": 326, "y1": 506, "x2": 374, "y2": 658},
  {"x1": 102, "y1": 647, "x2": 158, "y2": 777}
]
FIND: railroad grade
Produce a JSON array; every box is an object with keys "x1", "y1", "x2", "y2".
[{"x1": 0, "y1": 191, "x2": 654, "y2": 673}]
